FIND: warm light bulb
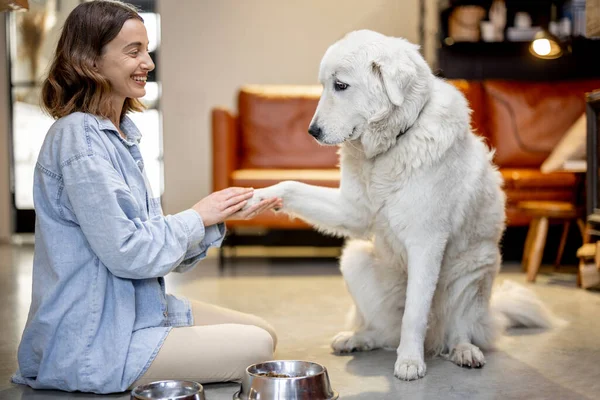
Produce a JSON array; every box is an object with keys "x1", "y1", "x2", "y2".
[{"x1": 532, "y1": 38, "x2": 551, "y2": 56}]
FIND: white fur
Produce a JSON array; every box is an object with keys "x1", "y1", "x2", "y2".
[{"x1": 246, "y1": 30, "x2": 563, "y2": 381}]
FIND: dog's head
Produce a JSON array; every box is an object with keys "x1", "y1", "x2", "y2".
[{"x1": 308, "y1": 30, "x2": 432, "y2": 157}]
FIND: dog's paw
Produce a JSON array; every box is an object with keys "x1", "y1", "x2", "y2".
[
  {"x1": 243, "y1": 187, "x2": 282, "y2": 211},
  {"x1": 242, "y1": 188, "x2": 277, "y2": 210},
  {"x1": 242, "y1": 193, "x2": 261, "y2": 211},
  {"x1": 394, "y1": 356, "x2": 427, "y2": 381},
  {"x1": 449, "y1": 343, "x2": 485, "y2": 368},
  {"x1": 331, "y1": 331, "x2": 376, "y2": 353}
]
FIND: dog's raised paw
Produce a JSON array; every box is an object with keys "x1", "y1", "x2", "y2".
[
  {"x1": 449, "y1": 343, "x2": 485, "y2": 368},
  {"x1": 242, "y1": 194, "x2": 263, "y2": 211},
  {"x1": 394, "y1": 357, "x2": 426, "y2": 381},
  {"x1": 331, "y1": 331, "x2": 375, "y2": 354}
]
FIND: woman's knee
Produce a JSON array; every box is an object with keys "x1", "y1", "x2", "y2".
[
  {"x1": 237, "y1": 311, "x2": 277, "y2": 351},
  {"x1": 253, "y1": 317, "x2": 278, "y2": 350},
  {"x1": 228, "y1": 325, "x2": 274, "y2": 381},
  {"x1": 244, "y1": 325, "x2": 275, "y2": 362}
]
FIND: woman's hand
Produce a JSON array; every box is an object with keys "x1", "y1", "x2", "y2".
[{"x1": 192, "y1": 187, "x2": 282, "y2": 226}]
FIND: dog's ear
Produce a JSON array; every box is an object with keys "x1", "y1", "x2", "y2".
[{"x1": 371, "y1": 47, "x2": 419, "y2": 107}]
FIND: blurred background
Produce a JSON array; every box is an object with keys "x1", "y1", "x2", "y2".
[{"x1": 2, "y1": 0, "x2": 600, "y2": 274}]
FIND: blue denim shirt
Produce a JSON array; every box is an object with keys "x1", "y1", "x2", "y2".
[{"x1": 12, "y1": 112, "x2": 225, "y2": 394}]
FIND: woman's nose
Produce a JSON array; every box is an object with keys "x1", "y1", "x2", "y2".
[{"x1": 142, "y1": 52, "x2": 155, "y2": 72}]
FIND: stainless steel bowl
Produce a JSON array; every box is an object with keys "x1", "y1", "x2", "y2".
[
  {"x1": 233, "y1": 360, "x2": 338, "y2": 400},
  {"x1": 131, "y1": 380, "x2": 206, "y2": 400}
]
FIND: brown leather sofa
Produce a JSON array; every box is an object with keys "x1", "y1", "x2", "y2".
[{"x1": 212, "y1": 80, "x2": 600, "y2": 231}]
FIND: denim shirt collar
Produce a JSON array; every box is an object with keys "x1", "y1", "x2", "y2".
[{"x1": 93, "y1": 114, "x2": 142, "y2": 146}]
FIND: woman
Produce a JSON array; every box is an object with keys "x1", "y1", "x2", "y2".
[{"x1": 12, "y1": 0, "x2": 280, "y2": 394}]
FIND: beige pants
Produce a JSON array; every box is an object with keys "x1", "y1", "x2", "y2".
[{"x1": 129, "y1": 300, "x2": 277, "y2": 388}]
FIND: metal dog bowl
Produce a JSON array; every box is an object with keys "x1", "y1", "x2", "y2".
[
  {"x1": 233, "y1": 360, "x2": 338, "y2": 400},
  {"x1": 131, "y1": 380, "x2": 206, "y2": 400}
]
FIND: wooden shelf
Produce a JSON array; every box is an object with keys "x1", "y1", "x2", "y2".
[{"x1": 437, "y1": 37, "x2": 600, "y2": 80}]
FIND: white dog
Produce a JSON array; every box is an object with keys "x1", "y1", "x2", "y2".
[{"x1": 246, "y1": 30, "x2": 562, "y2": 381}]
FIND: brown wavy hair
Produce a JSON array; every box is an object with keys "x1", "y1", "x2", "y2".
[{"x1": 41, "y1": 0, "x2": 146, "y2": 120}]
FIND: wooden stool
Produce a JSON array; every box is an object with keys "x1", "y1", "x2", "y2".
[
  {"x1": 518, "y1": 201, "x2": 587, "y2": 283},
  {"x1": 576, "y1": 242, "x2": 600, "y2": 289}
]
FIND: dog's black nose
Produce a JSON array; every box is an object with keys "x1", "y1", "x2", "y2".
[{"x1": 308, "y1": 124, "x2": 322, "y2": 138}]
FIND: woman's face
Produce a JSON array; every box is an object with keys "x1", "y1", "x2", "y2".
[{"x1": 97, "y1": 18, "x2": 155, "y2": 103}]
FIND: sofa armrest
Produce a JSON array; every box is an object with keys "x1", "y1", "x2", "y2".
[{"x1": 212, "y1": 107, "x2": 239, "y2": 191}]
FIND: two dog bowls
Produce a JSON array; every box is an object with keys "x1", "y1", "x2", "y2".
[{"x1": 131, "y1": 360, "x2": 337, "y2": 400}]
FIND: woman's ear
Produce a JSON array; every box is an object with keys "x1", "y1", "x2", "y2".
[{"x1": 92, "y1": 55, "x2": 102, "y2": 72}]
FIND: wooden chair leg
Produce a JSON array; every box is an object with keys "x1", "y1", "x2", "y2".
[
  {"x1": 577, "y1": 219, "x2": 589, "y2": 244},
  {"x1": 554, "y1": 220, "x2": 571, "y2": 270},
  {"x1": 576, "y1": 219, "x2": 589, "y2": 286},
  {"x1": 527, "y1": 217, "x2": 549, "y2": 283},
  {"x1": 219, "y1": 246, "x2": 226, "y2": 271},
  {"x1": 522, "y1": 218, "x2": 540, "y2": 272}
]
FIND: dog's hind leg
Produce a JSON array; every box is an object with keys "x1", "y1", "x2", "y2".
[
  {"x1": 441, "y1": 248, "x2": 501, "y2": 369},
  {"x1": 331, "y1": 239, "x2": 406, "y2": 353}
]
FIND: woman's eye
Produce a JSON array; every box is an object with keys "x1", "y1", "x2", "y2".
[
  {"x1": 130, "y1": 50, "x2": 139, "y2": 56},
  {"x1": 334, "y1": 81, "x2": 349, "y2": 91}
]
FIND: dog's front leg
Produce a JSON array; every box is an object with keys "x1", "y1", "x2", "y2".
[
  {"x1": 250, "y1": 181, "x2": 367, "y2": 238},
  {"x1": 394, "y1": 235, "x2": 446, "y2": 381}
]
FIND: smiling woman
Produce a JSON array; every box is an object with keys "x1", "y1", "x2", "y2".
[{"x1": 11, "y1": 0, "x2": 280, "y2": 395}]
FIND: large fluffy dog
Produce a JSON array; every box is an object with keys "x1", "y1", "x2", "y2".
[{"x1": 245, "y1": 30, "x2": 561, "y2": 380}]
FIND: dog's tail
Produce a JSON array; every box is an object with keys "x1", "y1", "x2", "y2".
[{"x1": 490, "y1": 280, "x2": 567, "y2": 330}]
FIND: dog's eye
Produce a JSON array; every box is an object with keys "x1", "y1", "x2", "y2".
[{"x1": 334, "y1": 81, "x2": 349, "y2": 91}]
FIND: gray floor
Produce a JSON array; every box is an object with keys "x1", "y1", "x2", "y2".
[{"x1": 1, "y1": 242, "x2": 599, "y2": 400}]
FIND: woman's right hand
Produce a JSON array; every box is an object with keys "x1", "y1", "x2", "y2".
[
  {"x1": 192, "y1": 187, "x2": 280, "y2": 227},
  {"x1": 192, "y1": 187, "x2": 253, "y2": 227}
]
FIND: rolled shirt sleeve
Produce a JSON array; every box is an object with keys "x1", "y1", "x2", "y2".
[{"x1": 174, "y1": 219, "x2": 226, "y2": 273}]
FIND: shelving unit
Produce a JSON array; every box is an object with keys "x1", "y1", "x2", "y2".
[{"x1": 436, "y1": 0, "x2": 600, "y2": 80}]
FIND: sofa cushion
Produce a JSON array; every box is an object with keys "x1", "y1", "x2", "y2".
[
  {"x1": 501, "y1": 169, "x2": 578, "y2": 189},
  {"x1": 504, "y1": 189, "x2": 577, "y2": 204},
  {"x1": 501, "y1": 169, "x2": 580, "y2": 206},
  {"x1": 231, "y1": 168, "x2": 340, "y2": 189},
  {"x1": 238, "y1": 85, "x2": 339, "y2": 169},
  {"x1": 225, "y1": 211, "x2": 312, "y2": 229},
  {"x1": 483, "y1": 80, "x2": 600, "y2": 168}
]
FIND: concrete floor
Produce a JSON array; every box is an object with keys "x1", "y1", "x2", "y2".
[{"x1": 1, "y1": 242, "x2": 599, "y2": 400}]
